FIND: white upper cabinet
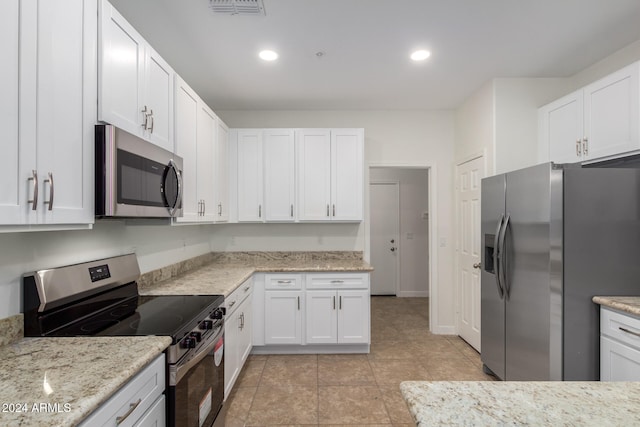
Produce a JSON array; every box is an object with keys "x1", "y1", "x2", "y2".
[
  {"x1": 296, "y1": 129, "x2": 332, "y2": 221},
  {"x1": 583, "y1": 62, "x2": 640, "y2": 161},
  {"x1": 99, "y1": 0, "x2": 174, "y2": 152},
  {"x1": 1, "y1": 0, "x2": 96, "y2": 228},
  {"x1": 264, "y1": 129, "x2": 296, "y2": 222},
  {"x1": 540, "y1": 91, "x2": 584, "y2": 164},
  {"x1": 297, "y1": 129, "x2": 364, "y2": 222},
  {"x1": 541, "y1": 61, "x2": 640, "y2": 164},
  {"x1": 215, "y1": 119, "x2": 230, "y2": 222},
  {"x1": 331, "y1": 129, "x2": 364, "y2": 221},
  {"x1": 236, "y1": 130, "x2": 264, "y2": 222},
  {"x1": 197, "y1": 105, "x2": 217, "y2": 222}
]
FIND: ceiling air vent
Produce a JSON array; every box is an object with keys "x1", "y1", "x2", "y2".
[{"x1": 209, "y1": 0, "x2": 266, "y2": 16}]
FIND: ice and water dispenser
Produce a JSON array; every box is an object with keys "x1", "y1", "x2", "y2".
[{"x1": 484, "y1": 233, "x2": 495, "y2": 274}]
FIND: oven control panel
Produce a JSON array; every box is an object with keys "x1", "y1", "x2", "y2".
[{"x1": 88, "y1": 264, "x2": 111, "y2": 282}]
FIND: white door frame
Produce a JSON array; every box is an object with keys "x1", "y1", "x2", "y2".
[
  {"x1": 369, "y1": 180, "x2": 400, "y2": 296},
  {"x1": 454, "y1": 151, "x2": 486, "y2": 342},
  {"x1": 366, "y1": 164, "x2": 436, "y2": 331}
]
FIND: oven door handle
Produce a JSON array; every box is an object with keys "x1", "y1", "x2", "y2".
[{"x1": 172, "y1": 326, "x2": 223, "y2": 386}]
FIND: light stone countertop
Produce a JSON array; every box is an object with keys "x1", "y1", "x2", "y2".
[
  {"x1": 138, "y1": 256, "x2": 373, "y2": 297},
  {"x1": 400, "y1": 381, "x2": 640, "y2": 426},
  {"x1": 0, "y1": 336, "x2": 171, "y2": 427},
  {"x1": 593, "y1": 296, "x2": 640, "y2": 317}
]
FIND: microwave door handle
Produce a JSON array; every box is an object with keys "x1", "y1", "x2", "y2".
[{"x1": 167, "y1": 160, "x2": 183, "y2": 217}]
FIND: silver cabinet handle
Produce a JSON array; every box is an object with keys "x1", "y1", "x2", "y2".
[
  {"x1": 297, "y1": 296, "x2": 300, "y2": 310},
  {"x1": 333, "y1": 204, "x2": 336, "y2": 217},
  {"x1": 228, "y1": 300, "x2": 236, "y2": 308},
  {"x1": 619, "y1": 327, "x2": 640, "y2": 338},
  {"x1": 116, "y1": 398, "x2": 142, "y2": 425},
  {"x1": 239, "y1": 312, "x2": 244, "y2": 330},
  {"x1": 291, "y1": 204, "x2": 294, "y2": 217},
  {"x1": 149, "y1": 109, "x2": 154, "y2": 133},
  {"x1": 277, "y1": 280, "x2": 292, "y2": 284},
  {"x1": 43, "y1": 172, "x2": 54, "y2": 210},
  {"x1": 576, "y1": 139, "x2": 581, "y2": 157},
  {"x1": 330, "y1": 280, "x2": 344, "y2": 284},
  {"x1": 333, "y1": 295, "x2": 336, "y2": 310},
  {"x1": 218, "y1": 203, "x2": 222, "y2": 216},
  {"x1": 326, "y1": 204, "x2": 330, "y2": 217},
  {"x1": 258, "y1": 204, "x2": 262, "y2": 218},
  {"x1": 28, "y1": 170, "x2": 38, "y2": 211},
  {"x1": 202, "y1": 200, "x2": 205, "y2": 216},
  {"x1": 339, "y1": 295, "x2": 342, "y2": 310},
  {"x1": 141, "y1": 105, "x2": 149, "y2": 129},
  {"x1": 244, "y1": 286, "x2": 250, "y2": 292},
  {"x1": 583, "y1": 137, "x2": 589, "y2": 156},
  {"x1": 198, "y1": 200, "x2": 202, "y2": 216}
]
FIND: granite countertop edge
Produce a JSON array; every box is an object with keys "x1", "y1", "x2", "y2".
[
  {"x1": 0, "y1": 336, "x2": 172, "y2": 427},
  {"x1": 593, "y1": 296, "x2": 640, "y2": 317}
]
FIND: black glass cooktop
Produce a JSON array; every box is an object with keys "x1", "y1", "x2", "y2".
[{"x1": 52, "y1": 294, "x2": 223, "y2": 341}]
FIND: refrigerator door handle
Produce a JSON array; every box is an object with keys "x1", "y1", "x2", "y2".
[
  {"x1": 493, "y1": 214, "x2": 505, "y2": 299},
  {"x1": 499, "y1": 214, "x2": 511, "y2": 299}
]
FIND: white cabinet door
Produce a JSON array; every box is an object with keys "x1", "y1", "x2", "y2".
[
  {"x1": 0, "y1": 0, "x2": 24, "y2": 224},
  {"x1": 237, "y1": 296, "x2": 253, "y2": 365},
  {"x1": 297, "y1": 129, "x2": 331, "y2": 221},
  {"x1": 264, "y1": 291, "x2": 302, "y2": 344},
  {"x1": 224, "y1": 307, "x2": 240, "y2": 398},
  {"x1": 337, "y1": 290, "x2": 370, "y2": 344},
  {"x1": 237, "y1": 130, "x2": 264, "y2": 222},
  {"x1": 306, "y1": 290, "x2": 338, "y2": 344},
  {"x1": 98, "y1": 0, "x2": 145, "y2": 138},
  {"x1": 583, "y1": 62, "x2": 640, "y2": 161},
  {"x1": 198, "y1": 105, "x2": 217, "y2": 222},
  {"x1": 174, "y1": 76, "x2": 200, "y2": 222},
  {"x1": 601, "y1": 335, "x2": 640, "y2": 381},
  {"x1": 215, "y1": 119, "x2": 230, "y2": 222},
  {"x1": 144, "y1": 46, "x2": 174, "y2": 151},
  {"x1": 331, "y1": 129, "x2": 364, "y2": 221},
  {"x1": 541, "y1": 90, "x2": 584, "y2": 164},
  {"x1": 264, "y1": 129, "x2": 295, "y2": 222},
  {"x1": 34, "y1": 0, "x2": 96, "y2": 225}
]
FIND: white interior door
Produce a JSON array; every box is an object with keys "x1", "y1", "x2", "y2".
[
  {"x1": 370, "y1": 182, "x2": 399, "y2": 295},
  {"x1": 456, "y1": 156, "x2": 484, "y2": 351}
]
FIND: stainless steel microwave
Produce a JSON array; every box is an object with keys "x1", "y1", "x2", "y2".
[{"x1": 95, "y1": 125, "x2": 183, "y2": 218}]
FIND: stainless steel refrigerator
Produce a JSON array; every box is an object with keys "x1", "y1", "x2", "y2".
[{"x1": 481, "y1": 161, "x2": 640, "y2": 381}]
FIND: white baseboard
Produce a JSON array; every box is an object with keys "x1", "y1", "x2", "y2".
[
  {"x1": 251, "y1": 344, "x2": 370, "y2": 355},
  {"x1": 397, "y1": 291, "x2": 429, "y2": 298}
]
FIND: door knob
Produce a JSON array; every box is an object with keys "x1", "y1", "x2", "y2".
[
  {"x1": 473, "y1": 262, "x2": 481, "y2": 269},
  {"x1": 391, "y1": 247, "x2": 397, "y2": 252},
  {"x1": 390, "y1": 239, "x2": 395, "y2": 243}
]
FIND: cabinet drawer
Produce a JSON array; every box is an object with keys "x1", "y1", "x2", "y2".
[
  {"x1": 80, "y1": 354, "x2": 165, "y2": 427},
  {"x1": 264, "y1": 273, "x2": 303, "y2": 290},
  {"x1": 601, "y1": 307, "x2": 640, "y2": 350},
  {"x1": 305, "y1": 273, "x2": 369, "y2": 289},
  {"x1": 226, "y1": 278, "x2": 253, "y2": 314}
]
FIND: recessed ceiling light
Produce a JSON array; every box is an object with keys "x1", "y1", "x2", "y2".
[
  {"x1": 410, "y1": 50, "x2": 431, "y2": 61},
  {"x1": 259, "y1": 50, "x2": 278, "y2": 61}
]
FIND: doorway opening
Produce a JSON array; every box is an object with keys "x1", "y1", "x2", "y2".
[{"x1": 369, "y1": 167, "x2": 430, "y2": 298}]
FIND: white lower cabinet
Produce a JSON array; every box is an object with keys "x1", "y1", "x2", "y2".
[
  {"x1": 264, "y1": 274, "x2": 303, "y2": 345},
  {"x1": 258, "y1": 272, "x2": 370, "y2": 350},
  {"x1": 224, "y1": 279, "x2": 253, "y2": 398},
  {"x1": 80, "y1": 354, "x2": 165, "y2": 427},
  {"x1": 600, "y1": 307, "x2": 640, "y2": 381}
]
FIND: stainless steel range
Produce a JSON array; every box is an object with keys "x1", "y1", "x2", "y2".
[{"x1": 23, "y1": 254, "x2": 225, "y2": 427}]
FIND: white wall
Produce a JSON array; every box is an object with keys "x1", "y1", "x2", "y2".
[
  {"x1": 0, "y1": 221, "x2": 214, "y2": 318},
  {"x1": 217, "y1": 109, "x2": 457, "y2": 333},
  {"x1": 370, "y1": 168, "x2": 429, "y2": 297},
  {"x1": 455, "y1": 81, "x2": 495, "y2": 172},
  {"x1": 570, "y1": 39, "x2": 640, "y2": 91}
]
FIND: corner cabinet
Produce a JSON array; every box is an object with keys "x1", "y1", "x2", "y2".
[
  {"x1": 253, "y1": 272, "x2": 370, "y2": 354},
  {"x1": 600, "y1": 307, "x2": 640, "y2": 381},
  {"x1": 99, "y1": 0, "x2": 174, "y2": 151},
  {"x1": 297, "y1": 129, "x2": 364, "y2": 222},
  {"x1": 0, "y1": 0, "x2": 96, "y2": 229},
  {"x1": 540, "y1": 61, "x2": 640, "y2": 164}
]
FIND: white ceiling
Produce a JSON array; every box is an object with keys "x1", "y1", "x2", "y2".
[{"x1": 110, "y1": 0, "x2": 640, "y2": 111}]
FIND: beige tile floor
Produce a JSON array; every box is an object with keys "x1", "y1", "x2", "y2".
[{"x1": 224, "y1": 296, "x2": 494, "y2": 426}]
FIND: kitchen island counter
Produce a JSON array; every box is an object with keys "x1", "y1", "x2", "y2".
[
  {"x1": 0, "y1": 336, "x2": 171, "y2": 427},
  {"x1": 400, "y1": 381, "x2": 640, "y2": 426},
  {"x1": 138, "y1": 251, "x2": 373, "y2": 297},
  {"x1": 593, "y1": 296, "x2": 640, "y2": 316}
]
